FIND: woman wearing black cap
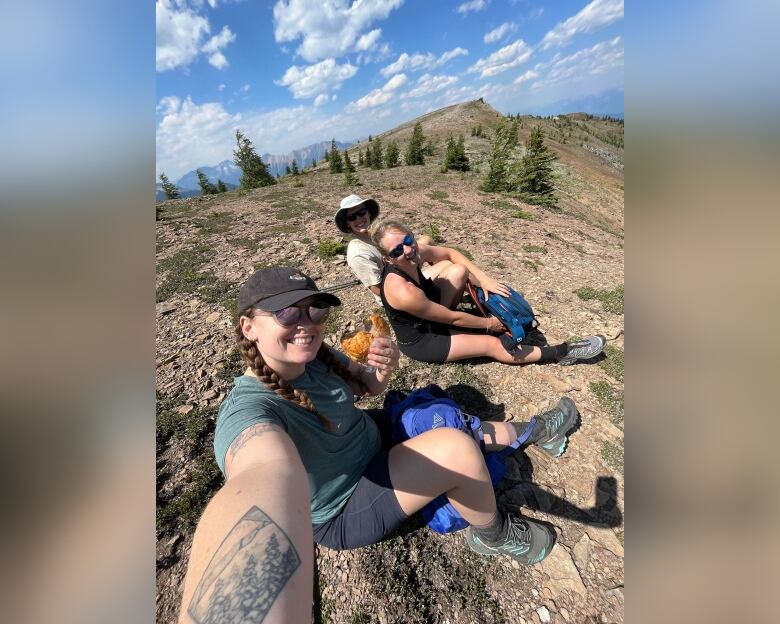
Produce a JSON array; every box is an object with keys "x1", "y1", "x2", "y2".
[{"x1": 177, "y1": 266, "x2": 577, "y2": 623}]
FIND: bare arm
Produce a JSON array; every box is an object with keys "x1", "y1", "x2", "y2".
[
  {"x1": 178, "y1": 424, "x2": 313, "y2": 624},
  {"x1": 368, "y1": 284, "x2": 381, "y2": 298},
  {"x1": 383, "y1": 273, "x2": 503, "y2": 332},
  {"x1": 418, "y1": 242, "x2": 510, "y2": 299}
]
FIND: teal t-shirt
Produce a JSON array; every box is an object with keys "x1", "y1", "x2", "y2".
[{"x1": 214, "y1": 350, "x2": 382, "y2": 524}]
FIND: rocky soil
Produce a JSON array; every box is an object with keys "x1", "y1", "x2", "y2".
[{"x1": 156, "y1": 105, "x2": 624, "y2": 623}]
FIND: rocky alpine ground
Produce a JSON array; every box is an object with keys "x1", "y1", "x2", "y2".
[{"x1": 156, "y1": 101, "x2": 624, "y2": 624}]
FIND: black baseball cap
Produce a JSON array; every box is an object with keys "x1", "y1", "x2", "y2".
[{"x1": 237, "y1": 266, "x2": 341, "y2": 313}]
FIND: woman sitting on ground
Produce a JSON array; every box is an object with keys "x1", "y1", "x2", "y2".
[
  {"x1": 177, "y1": 266, "x2": 580, "y2": 623},
  {"x1": 372, "y1": 219, "x2": 606, "y2": 365},
  {"x1": 334, "y1": 194, "x2": 459, "y2": 304}
]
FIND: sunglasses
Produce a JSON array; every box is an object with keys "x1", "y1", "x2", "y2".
[
  {"x1": 346, "y1": 207, "x2": 369, "y2": 222},
  {"x1": 257, "y1": 303, "x2": 331, "y2": 327},
  {"x1": 387, "y1": 234, "x2": 415, "y2": 259}
]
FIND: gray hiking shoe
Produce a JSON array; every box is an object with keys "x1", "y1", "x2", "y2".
[
  {"x1": 557, "y1": 335, "x2": 606, "y2": 365},
  {"x1": 466, "y1": 513, "x2": 554, "y2": 565},
  {"x1": 532, "y1": 397, "x2": 579, "y2": 457}
]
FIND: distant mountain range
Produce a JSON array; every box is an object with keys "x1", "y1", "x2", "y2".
[{"x1": 156, "y1": 139, "x2": 353, "y2": 201}]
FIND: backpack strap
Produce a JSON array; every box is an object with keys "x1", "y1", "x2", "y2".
[{"x1": 465, "y1": 280, "x2": 488, "y2": 317}]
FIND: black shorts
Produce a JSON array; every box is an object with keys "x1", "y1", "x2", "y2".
[
  {"x1": 312, "y1": 409, "x2": 409, "y2": 550},
  {"x1": 397, "y1": 325, "x2": 453, "y2": 363}
]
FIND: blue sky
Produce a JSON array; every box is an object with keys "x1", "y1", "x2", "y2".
[{"x1": 156, "y1": 0, "x2": 623, "y2": 179}]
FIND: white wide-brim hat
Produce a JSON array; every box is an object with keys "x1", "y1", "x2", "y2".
[{"x1": 334, "y1": 194, "x2": 380, "y2": 233}]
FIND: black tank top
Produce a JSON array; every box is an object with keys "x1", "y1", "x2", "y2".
[{"x1": 379, "y1": 264, "x2": 441, "y2": 345}]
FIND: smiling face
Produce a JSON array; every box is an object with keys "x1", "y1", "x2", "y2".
[
  {"x1": 379, "y1": 228, "x2": 420, "y2": 268},
  {"x1": 239, "y1": 296, "x2": 326, "y2": 378},
  {"x1": 345, "y1": 205, "x2": 372, "y2": 235}
]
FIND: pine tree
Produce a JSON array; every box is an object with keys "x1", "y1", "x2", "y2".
[
  {"x1": 480, "y1": 121, "x2": 514, "y2": 192},
  {"x1": 358, "y1": 149, "x2": 364, "y2": 166},
  {"x1": 443, "y1": 135, "x2": 470, "y2": 172},
  {"x1": 291, "y1": 160, "x2": 299, "y2": 175},
  {"x1": 385, "y1": 141, "x2": 400, "y2": 168},
  {"x1": 343, "y1": 150, "x2": 354, "y2": 173},
  {"x1": 217, "y1": 179, "x2": 227, "y2": 193},
  {"x1": 159, "y1": 172, "x2": 180, "y2": 199},
  {"x1": 513, "y1": 125, "x2": 558, "y2": 206},
  {"x1": 364, "y1": 145, "x2": 373, "y2": 168},
  {"x1": 234, "y1": 129, "x2": 276, "y2": 189},
  {"x1": 284, "y1": 164, "x2": 291, "y2": 176},
  {"x1": 311, "y1": 158, "x2": 316, "y2": 168},
  {"x1": 323, "y1": 150, "x2": 330, "y2": 162},
  {"x1": 424, "y1": 139, "x2": 435, "y2": 157},
  {"x1": 370, "y1": 137, "x2": 383, "y2": 169},
  {"x1": 343, "y1": 165, "x2": 359, "y2": 187},
  {"x1": 405, "y1": 122, "x2": 425, "y2": 165},
  {"x1": 196, "y1": 169, "x2": 218, "y2": 195},
  {"x1": 328, "y1": 139, "x2": 343, "y2": 173}
]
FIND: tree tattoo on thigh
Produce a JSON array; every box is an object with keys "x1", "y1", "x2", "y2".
[{"x1": 188, "y1": 506, "x2": 300, "y2": 623}]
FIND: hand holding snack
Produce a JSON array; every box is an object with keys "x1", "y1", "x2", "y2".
[
  {"x1": 365, "y1": 336, "x2": 400, "y2": 376},
  {"x1": 340, "y1": 314, "x2": 393, "y2": 362}
]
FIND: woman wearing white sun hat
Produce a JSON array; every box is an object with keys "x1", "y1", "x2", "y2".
[{"x1": 334, "y1": 194, "x2": 455, "y2": 304}]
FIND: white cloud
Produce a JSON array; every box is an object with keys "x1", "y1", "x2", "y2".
[
  {"x1": 402, "y1": 74, "x2": 459, "y2": 99},
  {"x1": 272, "y1": 0, "x2": 403, "y2": 62},
  {"x1": 345, "y1": 73, "x2": 408, "y2": 112},
  {"x1": 542, "y1": 36, "x2": 623, "y2": 84},
  {"x1": 529, "y1": 7, "x2": 544, "y2": 19},
  {"x1": 381, "y1": 47, "x2": 468, "y2": 77},
  {"x1": 156, "y1": 96, "x2": 241, "y2": 179},
  {"x1": 456, "y1": 0, "x2": 488, "y2": 15},
  {"x1": 240, "y1": 84, "x2": 250, "y2": 92},
  {"x1": 484, "y1": 22, "x2": 517, "y2": 44},
  {"x1": 156, "y1": 1, "x2": 236, "y2": 72},
  {"x1": 156, "y1": 0, "x2": 210, "y2": 71},
  {"x1": 217, "y1": 83, "x2": 226, "y2": 91},
  {"x1": 208, "y1": 52, "x2": 228, "y2": 69},
  {"x1": 514, "y1": 69, "x2": 539, "y2": 85},
  {"x1": 313, "y1": 94, "x2": 329, "y2": 107},
  {"x1": 357, "y1": 42, "x2": 392, "y2": 65},
  {"x1": 468, "y1": 39, "x2": 532, "y2": 77},
  {"x1": 541, "y1": 0, "x2": 623, "y2": 50},
  {"x1": 356, "y1": 28, "x2": 382, "y2": 52},
  {"x1": 276, "y1": 58, "x2": 358, "y2": 98}
]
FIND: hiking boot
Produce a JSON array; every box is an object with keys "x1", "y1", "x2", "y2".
[
  {"x1": 557, "y1": 335, "x2": 606, "y2": 365},
  {"x1": 532, "y1": 397, "x2": 579, "y2": 457},
  {"x1": 466, "y1": 513, "x2": 554, "y2": 565}
]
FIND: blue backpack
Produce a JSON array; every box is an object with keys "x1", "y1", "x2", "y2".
[
  {"x1": 467, "y1": 282, "x2": 538, "y2": 345},
  {"x1": 383, "y1": 385, "x2": 527, "y2": 534}
]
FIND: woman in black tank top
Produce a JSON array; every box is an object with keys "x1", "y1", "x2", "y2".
[{"x1": 373, "y1": 220, "x2": 605, "y2": 366}]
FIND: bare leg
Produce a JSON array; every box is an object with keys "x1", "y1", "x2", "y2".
[
  {"x1": 421, "y1": 260, "x2": 453, "y2": 280},
  {"x1": 446, "y1": 333, "x2": 542, "y2": 364},
  {"x1": 432, "y1": 263, "x2": 469, "y2": 309},
  {"x1": 481, "y1": 421, "x2": 523, "y2": 450},
  {"x1": 388, "y1": 428, "x2": 498, "y2": 527}
]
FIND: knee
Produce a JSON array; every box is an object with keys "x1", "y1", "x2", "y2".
[
  {"x1": 428, "y1": 428, "x2": 484, "y2": 473},
  {"x1": 418, "y1": 234, "x2": 433, "y2": 246},
  {"x1": 449, "y1": 264, "x2": 468, "y2": 286}
]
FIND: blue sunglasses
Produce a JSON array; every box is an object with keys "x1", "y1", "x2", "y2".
[{"x1": 387, "y1": 234, "x2": 415, "y2": 259}]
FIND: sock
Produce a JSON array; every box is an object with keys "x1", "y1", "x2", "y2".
[
  {"x1": 538, "y1": 342, "x2": 570, "y2": 364},
  {"x1": 472, "y1": 510, "x2": 508, "y2": 545},
  {"x1": 510, "y1": 418, "x2": 546, "y2": 445}
]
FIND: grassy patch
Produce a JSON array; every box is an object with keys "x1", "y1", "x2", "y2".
[
  {"x1": 324, "y1": 306, "x2": 342, "y2": 337},
  {"x1": 254, "y1": 256, "x2": 294, "y2": 270},
  {"x1": 423, "y1": 223, "x2": 445, "y2": 243},
  {"x1": 451, "y1": 246, "x2": 473, "y2": 260},
  {"x1": 218, "y1": 347, "x2": 245, "y2": 383},
  {"x1": 269, "y1": 223, "x2": 299, "y2": 234},
  {"x1": 427, "y1": 190, "x2": 448, "y2": 201},
  {"x1": 156, "y1": 454, "x2": 222, "y2": 534},
  {"x1": 156, "y1": 244, "x2": 217, "y2": 302},
  {"x1": 599, "y1": 344, "x2": 624, "y2": 382},
  {"x1": 493, "y1": 259, "x2": 506, "y2": 269},
  {"x1": 195, "y1": 211, "x2": 234, "y2": 235},
  {"x1": 574, "y1": 284, "x2": 624, "y2": 315},
  {"x1": 315, "y1": 238, "x2": 347, "y2": 259},
  {"x1": 156, "y1": 394, "x2": 216, "y2": 452},
  {"x1": 227, "y1": 234, "x2": 264, "y2": 250},
  {"x1": 523, "y1": 244, "x2": 548, "y2": 254},
  {"x1": 590, "y1": 380, "x2": 624, "y2": 425},
  {"x1": 522, "y1": 259, "x2": 538, "y2": 272},
  {"x1": 511, "y1": 209, "x2": 534, "y2": 220},
  {"x1": 200, "y1": 278, "x2": 238, "y2": 318},
  {"x1": 601, "y1": 440, "x2": 624, "y2": 475},
  {"x1": 483, "y1": 198, "x2": 516, "y2": 211},
  {"x1": 573, "y1": 243, "x2": 586, "y2": 254}
]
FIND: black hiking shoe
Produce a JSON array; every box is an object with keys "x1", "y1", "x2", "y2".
[
  {"x1": 466, "y1": 513, "x2": 554, "y2": 565},
  {"x1": 557, "y1": 335, "x2": 606, "y2": 365},
  {"x1": 532, "y1": 397, "x2": 579, "y2": 457}
]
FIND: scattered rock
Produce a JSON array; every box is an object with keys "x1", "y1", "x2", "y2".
[
  {"x1": 202, "y1": 389, "x2": 217, "y2": 400},
  {"x1": 176, "y1": 405, "x2": 194, "y2": 415},
  {"x1": 205, "y1": 311, "x2": 221, "y2": 323},
  {"x1": 536, "y1": 606, "x2": 551, "y2": 623},
  {"x1": 539, "y1": 545, "x2": 587, "y2": 597},
  {"x1": 157, "y1": 302, "x2": 177, "y2": 315},
  {"x1": 572, "y1": 532, "x2": 592, "y2": 572}
]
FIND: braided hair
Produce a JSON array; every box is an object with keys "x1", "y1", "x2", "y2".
[{"x1": 235, "y1": 309, "x2": 369, "y2": 431}]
